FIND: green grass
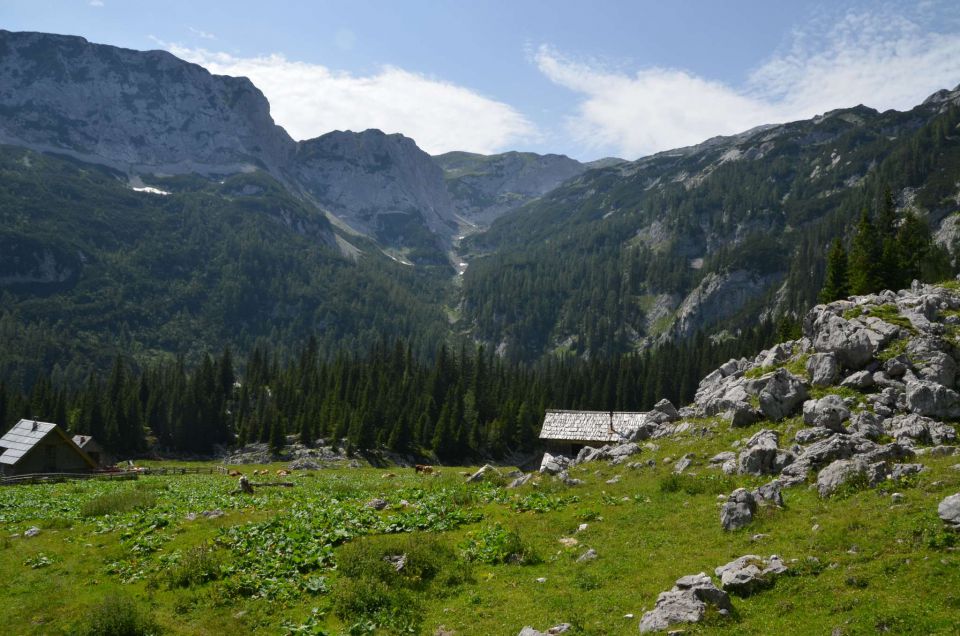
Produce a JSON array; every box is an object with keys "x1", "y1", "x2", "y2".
[{"x1": 1, "y1": 441, "x2": 959, "y2": 635}]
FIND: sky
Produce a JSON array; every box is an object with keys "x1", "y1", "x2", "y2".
[{"x1": 4, "y1": 1, "x2": 960, "y2": 160}]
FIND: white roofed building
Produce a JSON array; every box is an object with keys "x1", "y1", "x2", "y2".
[
  {"x1": 0, "y1": 419, "x2": 97, "y2": 476},
  {"x1": 538, "y1": 410, "x2": 648, "y2": 456}
]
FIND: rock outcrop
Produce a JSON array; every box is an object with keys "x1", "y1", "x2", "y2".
[{"x1": 638, "y1": 573, "x2": 732, "y2": 633}]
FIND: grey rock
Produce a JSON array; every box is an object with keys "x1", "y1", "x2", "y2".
[
  {"x1": 802, "y1": 395, "x2": 850, "y2": 432},
  {"x1": 518, "y1": 624, "x2": 572, "y2": 636},
  {"x1": 938, "y1": 493, "x2": 960, "y2": 529},
  {"x1": 807, "y1": 311, "x2": 877, "y2": 369},
  {"x1": 758, "y1": 369, "x2": 809, "y2": 421},
  {"x1": 23, "y1": 526, "x2": 40, "y2": 538},
  {"x1": 608, "y1": 442, "x2": 642, "y2": 459},
  {"x1": 886, "y1": 413, "x2": 958, "y2": 446},
  {"x1": 721, "y1": 488, "x2": 757, "y2": 530},
  {"x1": 467, "y1": 464, "x2": 501, "y2": 483},
  {"x1": 883, "y1": 355, "x2": 911, "y2": 378},
  {"x1": 794, "y1": 426, "x2": 834, "y2": 445},
  {"x1": 807, "y1": 352, "x2": 840, "y2": 386},
  {"x1": 754, "y1": 480, "x2": 784, "y2": 507},
  {"x1": 907, "y1": 337, "x2": 957, "y2": 387},
  {"x1": 840, "y1": 370, "x2": 874, "y2": 389},
  {"x1": 639, "y1": 573, "x2": 732, "y2": 633},
  {"x1": 847, "y1": 411, "x2": 886, "y2": 441},
  {"x1": 709, "y1": 451, "x2": 736, "y2": 465},
  {"x1": 905, "y1": 380, "x2": 960, "y2": 419},
  {"x1": 507, "y1": 473, "x2": 534, "y2": 488},
  {"x1": 727, "y1": 402, "x2": 761, "y2": 428},
  {"x1": 714, "y1": 555, "x2": 787, "y2": 596},
  {"x1": 577, "y1": 549, "x2": 598, "y2": 563},
  {"x1": 816, "y1": 458, "x2": 885, "y2": 497},
  {"x1": 365, "y1": 498, "x2": 388, "y2": 510},
  {"x1": 737, "y1": 429, "x2": 780, "y2": 475},
  {"x1": 540, "y1": 452, "x2": 572, "y2": 475},
  {"x1": 673, "y1": 457, "x2": 692, "y2": 474},
  {"x1": 889, "y1": 463, "x2": 925, "y2": 481},
  {"x1": 653, "y1": 398, "x2": 680, "y2": 422}
]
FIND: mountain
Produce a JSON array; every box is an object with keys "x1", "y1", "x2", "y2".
[
  {"x1": 434, "y1": 150, "x2": 594, "y2": 227},
  {"x1": 0, "y1": 30, "x2": 295, "y2": 174},
  {"x1": 459, "y1": 88, "x2": 960, "y2": 360},
  {"x1": 289, "y1": 129, "x2": 461, "y2": 264}
]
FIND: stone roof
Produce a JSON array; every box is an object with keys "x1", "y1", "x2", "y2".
[
  {"x1": 0, "y1": 419, "x2": 95, "y2": 468},
  {"x1": 539, "y1": 410, "x2": 648, "y2": 442}
]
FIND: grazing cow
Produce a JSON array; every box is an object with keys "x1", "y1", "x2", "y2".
[
  {"x1": 228, "y1": 470, "x2": 241, "y2": 477},
  {"x1": 414, "y1": 464, "x2": 433, "y2": 474},
  {"x1": 276, "y1": 469, "x2": 290, "y2": 477}
]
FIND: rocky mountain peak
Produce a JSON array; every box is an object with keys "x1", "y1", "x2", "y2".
[{"x1": 0, "y1": 29, "x2": 295, "y2": 174}]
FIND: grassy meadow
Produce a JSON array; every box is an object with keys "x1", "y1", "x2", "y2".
[{"x1": 2, "y1": 420, "x2": 960, "y2": 635}]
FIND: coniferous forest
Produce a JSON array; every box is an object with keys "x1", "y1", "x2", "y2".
[{"x1": 1, "y1": 319, "x2": 788, "y2": 460}]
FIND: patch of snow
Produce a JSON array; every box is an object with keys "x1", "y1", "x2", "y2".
[
  {"x1": 132, "y1": 186, "x2": 171, "y2": 196},
  {"x1": 689, "y1": 258, "x2": 704, "y2": 270}
]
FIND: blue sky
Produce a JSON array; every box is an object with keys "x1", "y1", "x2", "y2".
[{"x1": 4, "y1": 1, "x2": 960, "y2": 160}]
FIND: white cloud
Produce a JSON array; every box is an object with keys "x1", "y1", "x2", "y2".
[
  {"x1": 89, "y1": 0, "x2": 104, "y2": 6},
  {"x1": 537, "y1": 9, "x2": 960, "y2": 159},
  {"x1": 187, "y1": 27, "x2": 216, "y2": 40},
  {"x1": 164, "y1": 44, "x2": 537, "y2": 155}
]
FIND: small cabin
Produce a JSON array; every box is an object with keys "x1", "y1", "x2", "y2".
[
  {"x1": 72, "y1": 435, "x2": 113, "y2": 468},
  {"x1": 539, "y1": 410, "x2": 648, "y2": 456},
  {"x1": 0, "y1": 420, "x2": 97, "y2": 476}
]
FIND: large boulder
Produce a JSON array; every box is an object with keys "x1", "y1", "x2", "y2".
[
  {"x1": 737, "y1": 429, "x2": 791, "y2": 476},
  {"x1": 714, "y1": 555, "x2": 787, "y2": 596},
  {"x1": 816, "y1": 458, "x2": 885, "y2": 497},
  {"x1": 638, "y1": 573, "x2": 732, "y2": 633},
  {"x1": 720, "y1": 488, "x2": 757, "y2": 530},
  {"x1": 806, "y1": 352, "x2": 840, "y2": 387},
  {"x1": 467, "y1": 464, "x2": 501, "y2": 483},
  {"x1": 907, "y1": 337, "x2": 957, "y2": 387},
  {"x1": 758, "y1": 369, "x2": 809, "y2": 421},
  {"x1": 885, "y1": 413, "x2": 958, "y2": 446},
  {"x1": 651, "y1": 398, "x2": 680, "y2": 423},
  {"x1": 753, "y1": 480, "x2": 784, "y2": 507},
  {"x1": 806, "y1": 311, "x2": 877, "y2": 369},
  {"x1": 802, "y1": 395, "x2": 850, "y2": 432},
  {"x1": 938, "y1": 493, "x2": 960, "y2": 530},
  {"x1": 905, "y1": 380, "x2": 960, "y2": 419},
  {"x1": 539, "y1": 453, "x2": 572, "y2": 475}
]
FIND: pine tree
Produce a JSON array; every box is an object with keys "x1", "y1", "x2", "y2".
[
  {"x1": 847, "y1": 208, "x2": 883, "y2": 295},
  {"x1": 819, "y1": 238, "x2": 849, "y2": 302}
]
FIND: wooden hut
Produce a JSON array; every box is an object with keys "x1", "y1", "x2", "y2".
[
  {"x1": 538, "y1": 410, "x2": 648, "y2": 456},
  {"x1": 0, "y1": 419, "x2": 97, "y2": 476}
]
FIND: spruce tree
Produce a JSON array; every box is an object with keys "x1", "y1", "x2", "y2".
[
  {"x1": 847, "y1": 208, "x2": 882, "y2": 295},
  {"x1": 819, "y1": 238, "x2": 849, "y2": 302}
]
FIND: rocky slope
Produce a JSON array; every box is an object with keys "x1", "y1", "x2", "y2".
[
  {"x1": 434, "y1": 151, "x2": 592, "y2": 227},
  {"x1": 290, "y1": 129, "x2": 462, "y2": 263},
  {"x1": 461, "y1": 87, "x2": 960, "y2": 358},
  {"x1": 533, "y1": 278, "x2": 960, "y2": 632}
]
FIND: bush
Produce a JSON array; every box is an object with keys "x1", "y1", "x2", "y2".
[
  {"x1": 332, "y1": 534, "x2": 469, "y2": 633},
  {"x1": 81, "y1": 488, "x2": 157, "y2": 517},
  {"x1": 163, "y1": 545, "x2": 223, "y2": 588},
  {"x1": 460, "y1": 523, "x2": 539, "y2": 565},
  {"x1": 74, "y1": 593, "x2": 161, "y2": 636}
]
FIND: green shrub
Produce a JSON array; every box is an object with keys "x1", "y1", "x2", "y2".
[
  {"x1": 81, "y1": 488, "x2": 157, "y2": 517},
  {"x1": 163, "y1": 545, "x2": 223, "y2": 588},
  {"x1": 460, "y1": 523, "x2": 539, "y2": 565},
  {"x1": 332, "y1": 534, "x2": 469, "y2": 634},
  {"x1": 73, "y1": 593, "x2": 161, "y2": 636},
  {"x1": 658, "y1": 473, "x2": 735, "y2": 496}
]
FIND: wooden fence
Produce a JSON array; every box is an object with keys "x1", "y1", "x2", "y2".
[{"x1": 0, "y1": 465, "x2": 226, "y2": 485}]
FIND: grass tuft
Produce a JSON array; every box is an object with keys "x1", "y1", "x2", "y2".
[
  {"x1": 72, "y1": 593, "x2": 161, "y2": 636},
  {"x1": 80, "y1": 488, "x2": 157, "y2": 517}
]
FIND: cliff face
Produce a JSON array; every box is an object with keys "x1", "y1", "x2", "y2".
[
  {"x1": 290, "y1": 130, "x2": 461, "y2": 262},
  {"x1": 0, "y1": 30, "x2": 295, "y2": 174},
  {"x1": 434, "y1": 151, "x2": 590, "y2": 227}
]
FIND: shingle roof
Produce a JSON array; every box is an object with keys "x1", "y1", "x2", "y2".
[
  {"x1": 0, "y1": 420, "x2": 59, "y2": 465},
  {"x1": 539, "y1": 410, "x2": 649, "y2": 442},
  {"x1": 0, "y1": 419, "x2": 95, "y2": 468}
]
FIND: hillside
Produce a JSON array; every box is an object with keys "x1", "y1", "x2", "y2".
[
  {"x1": 459, "y1": 90, "x2": 960, "y2": 360},
  {"x1": 0, "y1": 145, "x2": 451, "y2": 386}
]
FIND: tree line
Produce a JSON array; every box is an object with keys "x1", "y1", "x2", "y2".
[{"x1": 0, "y1": 320, "x2": 785, "y2": 462}]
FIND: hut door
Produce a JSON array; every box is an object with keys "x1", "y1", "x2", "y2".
[{"x1": 44, "y1": 445, "x2": 57, "y2": 472}]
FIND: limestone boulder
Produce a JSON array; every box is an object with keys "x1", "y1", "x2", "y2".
[
  {"x1": 721, "y1": 488, "x2": 757, "y2": 530},
  {"x1": 758, "y1": 369, "x2": 809, "y2": 421},
  {"x1": 638, "y1": 573, "x2": 732, "y2": 633},
  {"x1": 714, "y1": 555, "x2": 787, "y2": 596},
  {"x1": 802, "y1": 395, "x2": 850, "y2": 432}
]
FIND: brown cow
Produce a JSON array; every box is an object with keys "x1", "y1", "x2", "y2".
[
  {"x1": 276, "y1": 469, "x2": 290, "y2": 477},
  {"x1": 414, "y1": 464, "x2": 433, "y2": 474},
  {"x1": 228, "y1": 470, "x2": 241, "y2": 477}
]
